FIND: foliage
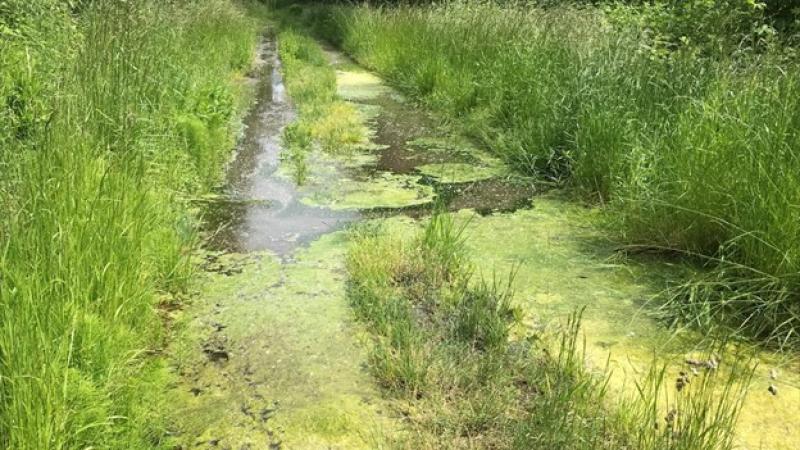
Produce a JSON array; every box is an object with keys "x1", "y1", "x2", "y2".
[
  {"x1": 277, "y1": 26, "x2": 367, "y2": 168},
  {"x1": 0, "y1": 0, "x2": 266, "y2": 447}
]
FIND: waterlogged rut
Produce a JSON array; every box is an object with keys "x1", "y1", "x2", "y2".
[
  {"x1": 167, "y1": 37, "x2": 530, "y2": 448},
  {"x1": 169, "y1": 40, "x2": 393, "y2": 449},
  {"x1": 204, "y1": 41, "x2": 356, "y2": 254},
  {"x1": 168, "y1": 36, "x2": 799, "y2": 449}
]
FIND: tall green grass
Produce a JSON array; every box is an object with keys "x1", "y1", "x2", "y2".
[
  {"x1": 346, "y1": 212, "x2": 750, "y2": 449},
  {"x1": 0, "y1": 0, "x2": 266, "y2": 447},
  {"x1": 296, "y1": 1, "x2": 800, "y2": 348}
]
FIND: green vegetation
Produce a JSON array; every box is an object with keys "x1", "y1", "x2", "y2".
[
  {"x1": 278, "y1": 27, "x2": 367, "y2": 173},
  {"x1": 1, "y1": 0, "x2": 790, "y2": 447},
  {"x1": 346, "y1": 212, "x2": 750, "y2": 449},
  {"x1": 282, "y1": 121, "x2": 313, "y2": 184},
  {"x1": 0, "y1": 0, "x2": 267, "y2": 447},
  {"x1": 290, "y1": 1, "x2": 800, "y2": 349}
]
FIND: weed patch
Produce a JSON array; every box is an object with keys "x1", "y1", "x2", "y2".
[
  {"x1": 346, "y1": 213, "x2": 750, "y2": 449},
  {"x1": 0, "y1": 0, "x2": 268, "y2": 447},
  {"x1": 277, "y1": 28, "x2": 367, "y2": 169}
]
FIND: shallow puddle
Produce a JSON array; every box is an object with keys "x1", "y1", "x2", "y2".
[
  {"x1": 320, "y1": 46, "x2": 538, "y2": 217},
  {"x1": 202, "y1": 40, "x2": 357, "y2": 255},
  {"x1": 169, "y1": 39, "x2": 399, "y2": 449},
  {"x1": 171, "y1": 35, "x2": 531, "y2": 449}
]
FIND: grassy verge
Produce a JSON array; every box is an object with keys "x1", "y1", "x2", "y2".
[
  {"x1": 277, "y1": 27, "x2": 367, "y2": 183},
  {"x1": 0, "y1": 0, "x2": 267, "y2": 447},
  {"x1": 288, "y1": 1, "x2": 800, "y2": 349},
  {"x1": 346, "y1": 212, "x2": 749, "y2": 449}
]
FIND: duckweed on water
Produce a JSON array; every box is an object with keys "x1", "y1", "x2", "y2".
[
  {"x1": 346, "y1": 210, "x2": 751, "y2": 450},
  {"x1": 301, "y1": 171, "x2": 436, "y2": 211},
  {"x1": 169, "y1": 233, "x2": 397, "y2": 448},
  {"x1": 335, "y1": 70, "x2": 391, "y2": 101},
  {"x1": 417, "y1": 162, "x2": 507, "y2": 184},
  {"x1": 273, "y1": 142, "x2": 436, "y2": 211},
  {"x1": 201, "y1": 20, "x2": 795, "y2": 450},
  {"x1": 407, "y1": 136, "x2": 488, "y2": 159},
  {"x1": 457, "y1": 198, "x2": 800, "y2": 450}
]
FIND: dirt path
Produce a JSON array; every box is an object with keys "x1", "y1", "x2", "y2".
[{"x1": 167, "y1": 36, "x2": 799, "y2": 449}]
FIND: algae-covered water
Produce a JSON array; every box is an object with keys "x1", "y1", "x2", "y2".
[
  {"x1": 458, "y1": 201, "x2": 800, "y2": 449},
  {"x1": 170, "y1": 36, "x2": 799, "y2": 449},
  {"x1": 169, "y1": 39, "x2": 398, "y2": 449}
]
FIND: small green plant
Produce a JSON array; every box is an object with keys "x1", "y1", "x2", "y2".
[
  {"x1": 447, "y1": 278, "x2": 517, "y2": 351},
  {"x1": 281, "y1": 121, "x2": 312, "y2": 184}
]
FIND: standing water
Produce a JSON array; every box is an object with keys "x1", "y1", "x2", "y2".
[
  {"x1": 169, "y1": 39, "x2": 394, "y2": 449},
  {"x1": 203, "y1": 40, "x2": 357, "y2": 255}
]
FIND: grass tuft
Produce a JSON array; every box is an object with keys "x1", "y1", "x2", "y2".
[{"x1": 346, "y1": 212, "x2": 750, "y2": 449}]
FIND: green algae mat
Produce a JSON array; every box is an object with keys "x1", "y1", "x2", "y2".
[
  {"x1": 170, "y1": 239, "x2": 397, "y2": 448},
  {"x1": 358, "y1": 199, "x2": 800, "y2": 450}
]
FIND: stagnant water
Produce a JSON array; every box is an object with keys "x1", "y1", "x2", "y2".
[
  {"x1": 203, "y1": 42, "x2": 357, "y2": 256},
  {"x1": 170, "y1": 37, "x2": 799, "y2": 449},
  {"x1": 168, "y1": 39, "x2": 396, "y2": 449}
]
